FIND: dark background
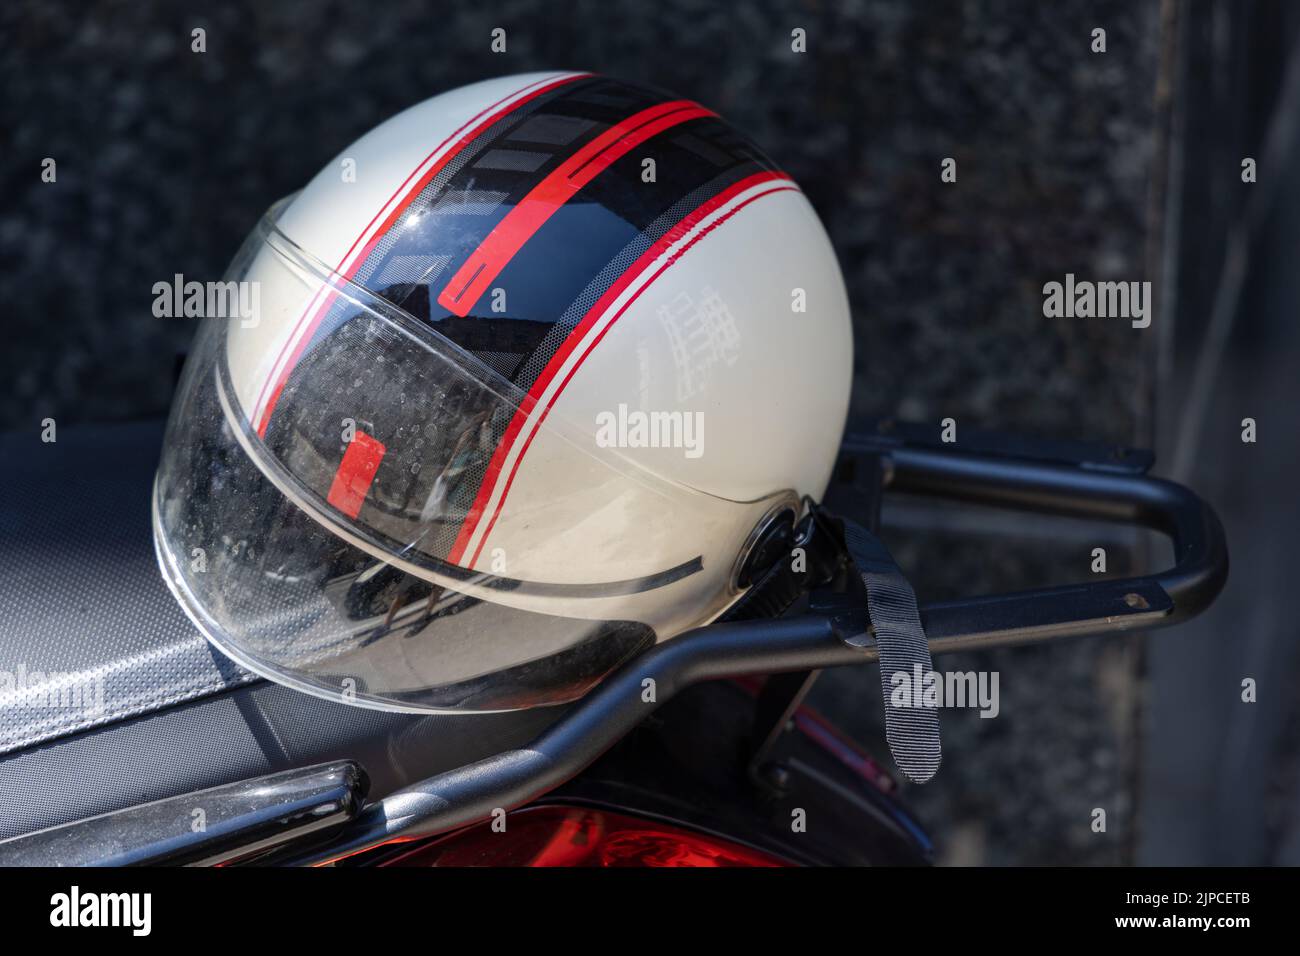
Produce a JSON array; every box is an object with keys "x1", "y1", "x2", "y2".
[{"x1": 2, "y1": 0, "x2": 1297, "y2": 864}]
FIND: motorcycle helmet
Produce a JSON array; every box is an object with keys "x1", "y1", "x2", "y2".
[{"x1": 153, "y1": 72, "x2": 852, "y2": 712}]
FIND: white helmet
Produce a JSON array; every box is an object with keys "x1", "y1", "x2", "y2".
[{"x1": 153, "y1": 72, "x2": 852, "y2": 712}]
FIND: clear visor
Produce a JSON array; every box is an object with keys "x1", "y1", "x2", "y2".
[{"x1": 153, "y1": 202, "x2": 791, "y2": 712}]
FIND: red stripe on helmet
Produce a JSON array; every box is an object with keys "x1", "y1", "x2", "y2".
[
  {"x1": 436, "y1": 100, "x2": 715, "y2": 317},
  {"x1": 448, "y1": 171, "x2": 796, "y2": 567},
  {"x1": 326, "y1": 430, "x2": 387, "y2": 520},
  {"x1": 254, "y1": 72, "x2": 590, "y2": 438}
]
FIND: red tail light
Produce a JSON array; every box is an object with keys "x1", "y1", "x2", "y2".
[{"x1": 380, "y1": 805, "x2": 789, "y2": 867}]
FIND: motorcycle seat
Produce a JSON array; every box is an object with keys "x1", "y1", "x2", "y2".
[{"x1": 0, "y1": 421, "x2": 561, "y2": 841}]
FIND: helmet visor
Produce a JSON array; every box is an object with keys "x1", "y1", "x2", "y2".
[{"x1": 153, "y1": 204, "x2": 790, "y2": 711}]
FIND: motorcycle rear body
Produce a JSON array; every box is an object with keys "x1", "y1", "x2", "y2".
[{"x1": 0, "y1": 414, "x2": 1223, "y2": 866}]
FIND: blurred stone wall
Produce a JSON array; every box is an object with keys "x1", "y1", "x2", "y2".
[{"x1": 0, "y1": 0, "x2": 1167, "y2": 863}]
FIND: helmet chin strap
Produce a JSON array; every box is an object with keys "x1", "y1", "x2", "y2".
[
  {"x1": 723, "y1": 504, "x2": 943, "y2": 784},
  {"x1": 838, "y1": 518, "x2": 943, "y2": 784}
]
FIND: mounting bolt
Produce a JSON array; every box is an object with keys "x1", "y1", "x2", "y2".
[{"x1": 763, "y1": 763, "x2": 792, "y2": 790}]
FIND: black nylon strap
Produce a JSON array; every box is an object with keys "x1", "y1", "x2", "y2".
[{"x1": 841, "y1": 518, "x2": 942, "y2": 783}]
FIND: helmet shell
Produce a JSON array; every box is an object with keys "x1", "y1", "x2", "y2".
[{"x1": 154, "y1": 73, "x2": 852, "y2": 711}]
